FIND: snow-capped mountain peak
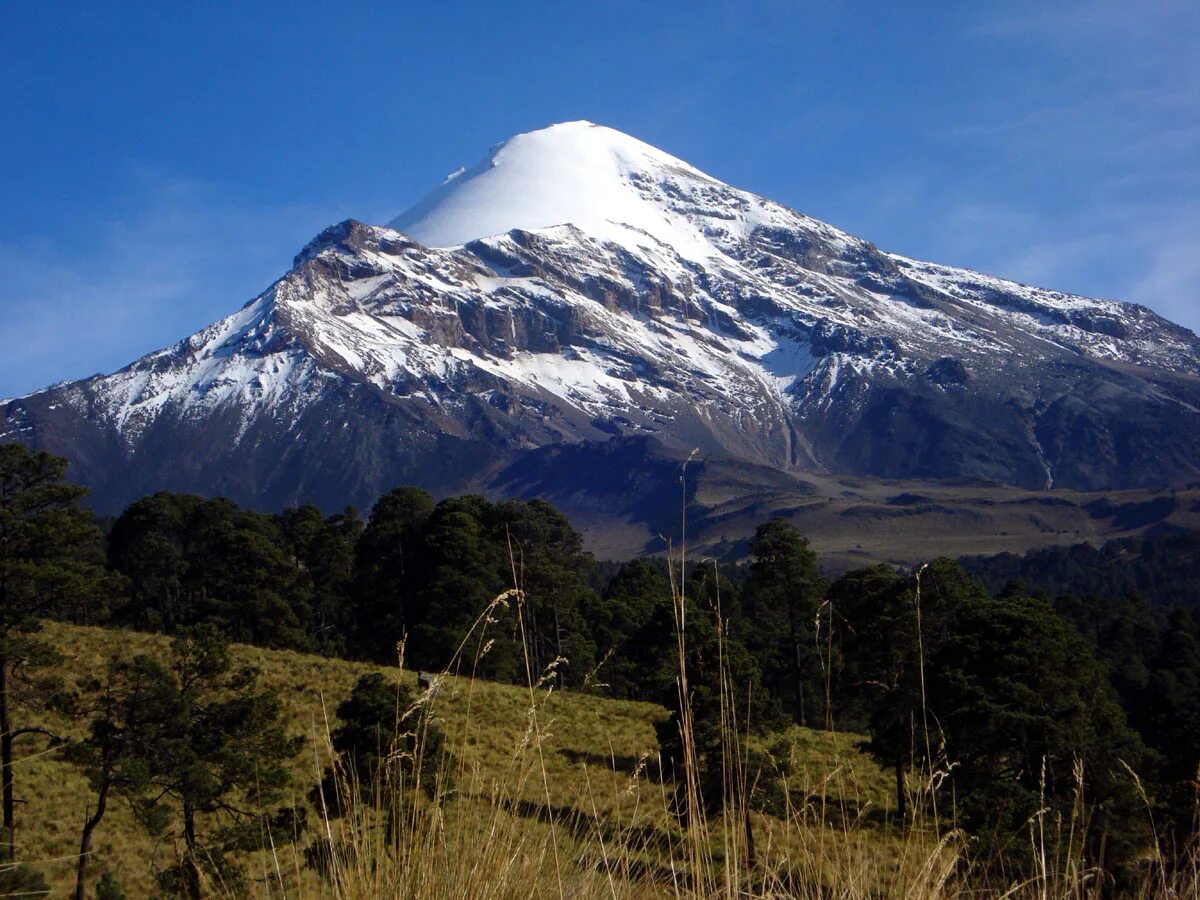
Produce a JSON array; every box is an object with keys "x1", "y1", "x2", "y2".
[
  {"x1": 4, "y1": 122, "x2": 1200, "y2": 514},
  {"x1": 389, "y1": 120, "x2": 792, "y2": 262}
]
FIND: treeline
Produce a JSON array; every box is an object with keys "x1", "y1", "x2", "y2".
[
  {"x1": 5, "y1": 442, "x2": 1200, "y2": 893},
  {"x1": 962, "y1": 529, "x2": 1200, "y2": 609},
  {"x1": 102, "y1": 488, "x2": 600, "y2": 681}
]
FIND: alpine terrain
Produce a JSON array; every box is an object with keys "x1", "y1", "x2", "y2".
[{"x1": 4, "y1": 121, "x2": 1199, "y2": 553}]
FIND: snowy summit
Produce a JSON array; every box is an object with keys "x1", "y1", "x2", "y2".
[{"x1": 390, "y1": 121, "x2": 728, "y2": 259}]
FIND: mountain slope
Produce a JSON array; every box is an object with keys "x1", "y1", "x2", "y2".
[{"x1": 4, "y1": 121, "x2": 1199, "y2": 517}]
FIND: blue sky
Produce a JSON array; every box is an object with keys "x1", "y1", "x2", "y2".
[{"x1": 1, "y1": 1, "x2": 1196, "y2": 398}]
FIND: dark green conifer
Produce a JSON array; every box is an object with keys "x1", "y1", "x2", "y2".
[
  {"x1": 0, "y1": 444, "x2": 115, "y2": 859},
  {"x1": 351, "y1": 487, "x2": 434, "y2": 661},
  {"x1": 742, "y1": 520, "x2": 826, "y2": 726}
]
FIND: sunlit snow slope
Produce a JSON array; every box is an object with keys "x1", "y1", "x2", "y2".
[{"x1": 393, "y1": 121, "x2": 748, "y2": 260}]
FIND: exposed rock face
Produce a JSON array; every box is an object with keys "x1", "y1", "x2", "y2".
[{"x1": 3, "y1": 121, "x2": 1199, "y2": 513}]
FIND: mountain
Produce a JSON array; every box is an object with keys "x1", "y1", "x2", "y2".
[{"x1": 4, "y1": 121, "x2": 1199, "y2": 532}]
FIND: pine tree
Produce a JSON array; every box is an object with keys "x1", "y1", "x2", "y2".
[
  {"x1": 497, "y1": 499, "x2": 598, "y2": 686},
  {"x1": 140, "y1": 627, "x2": 302, "y2": 898},
  {"x1": 313, "y1": 673, "x2": 450, "y2": 821},
  {"x1": 107, "y1": 494, "x2": 313, "y2": 649},
  {"x1": 410, "y1": 499, "x2": 513, "y2": 680},
  {"x1": 1143, "y1": 609, "x2": 1200, "y2": 849},
  {"x1": 64, "y1": 654, "x2": 182, "y2": 900},
  {"x1": 926, "y1": 589, "x2": 1148, "y2": 870},
  {"x1": 588, "y1": 560, "x2": 672, "y2": 698},
  {"x1": 278, "y1": 505, "x2": 362, "y2": 655},
  {"x1": 826, "y1": 564, "x2": 914, "y2": 814},
  {"x1": 189, "y1": 500, "x2": 314, "y2": 648},
  {"x1": 742, "y1": 520, "x2": 826, "y2": 726},
  {"x1": 106, "y1": 492, "x2": 196, "y2": 633},
  {"x1": 841, "y1": 560, "x2": 1149, "y2": 867},
  {"x1": 0, "y1": 444, "x2": 115, "y2": 859},
  {"x1": 652, "y1": 565, "x2": 779, "y2": 826},
  {"x1": 351, "y1": 487, "x2": 434, "y2": 661}
]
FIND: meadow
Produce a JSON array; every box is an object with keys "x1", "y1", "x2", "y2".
[
  {"x1": 17, "y1": 609, "x2": 1200, "y2": 898},
  {"x1": 24, "y1": 619, "x2": 920, "y2": 898}
]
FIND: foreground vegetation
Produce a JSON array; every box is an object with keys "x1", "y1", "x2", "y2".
[
  {"x1": 4, "y1": 442, "x2": 1200, "y2": 896},
  {"x1": 25, "y1": 620, "x2": 927, "y2": 897},
  {"x1": 18, "y1": 619, "x2": 1195, "y2": 899},
  {"x1": 24, "y1": 619, "x2": 676, "y2": 895}
]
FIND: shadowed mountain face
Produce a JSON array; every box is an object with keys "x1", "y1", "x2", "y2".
[{"x1": 3, "y1": 121, "x2": 1199, "y2": 526}]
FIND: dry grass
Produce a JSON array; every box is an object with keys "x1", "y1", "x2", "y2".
[
  {"x1": 16, "y1": 605, "x2": 1196, "y2": 898},
  {"x1": 19, "y1": 619, "x2": 898, "y2": 897}
]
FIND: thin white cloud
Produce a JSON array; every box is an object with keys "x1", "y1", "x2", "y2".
[{"x1": 1132, "y1": 223, "x2": 1200, "y2": 328}]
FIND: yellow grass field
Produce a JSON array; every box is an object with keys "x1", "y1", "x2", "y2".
[{"x1": 20, "y1": 619, "x2": 901, "y2": 898}]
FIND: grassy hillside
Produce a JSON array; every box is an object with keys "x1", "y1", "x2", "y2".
[{"x1": 22, "y1": 620, "x2": 899, "y2": 898}]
